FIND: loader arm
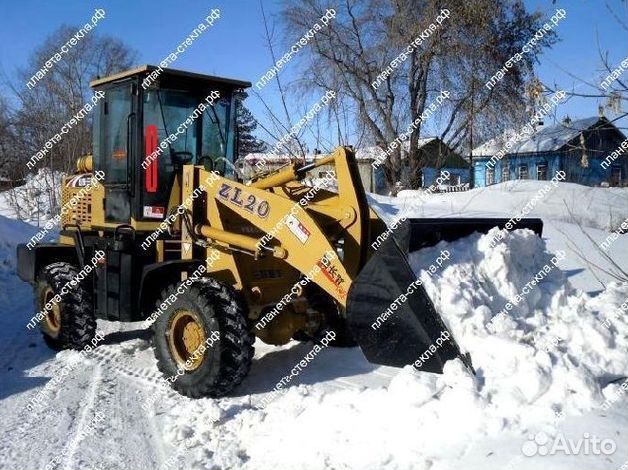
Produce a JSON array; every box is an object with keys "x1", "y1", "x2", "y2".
[{"x1": 187, "y1": 147, "x2": 368, "y2": 307}]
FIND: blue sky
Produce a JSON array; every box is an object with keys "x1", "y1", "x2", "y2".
[{"x1": 0, "y1": 0, "x2": 625, "y2": 147}]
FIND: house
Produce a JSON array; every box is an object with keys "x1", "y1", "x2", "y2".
[
  {"x1": 412, "y1": 137, "x2": 469, "y2": 188},
  {"x1": 359, "y1": 137, "x2": 469, "y2": 192},
  {"x1": 0, "y1": 176, "x2": 25, "y2": 191},
  {"x1": 471, "y1": 116, "x2": 628, "y2": 187}
]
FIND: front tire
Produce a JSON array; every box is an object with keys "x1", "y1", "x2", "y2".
[
  {"x1": 35, "y1": 262, "x2": 96, "y2": 350},
  {"x1": 151, "y1": 277, "x2": 254, "y2": 398}
]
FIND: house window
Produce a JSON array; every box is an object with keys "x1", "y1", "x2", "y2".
[
  {"x1": 537, "y1": 163, "x2": 548, "y2": 181},
  {"x1": 501, "y1": 165, "x2": 510, "y2": 182},
  {"x1": 518, "y1": 164, "x2": 528, "y2": 180},
  {"x1": 486, "y1": 168, "x2": 495, "y2": 185},
  {"x1": 610, "y1": 165, "x2": 622, "y2": 187}
]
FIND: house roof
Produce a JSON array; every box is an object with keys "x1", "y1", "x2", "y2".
[{"x1": 473, "y1": 116, "x2": 612, "y2": 157}]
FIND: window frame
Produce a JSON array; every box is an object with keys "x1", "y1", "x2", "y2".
[
  {"x1": 536, "y1": 162, "x2": 548, "y2": 181},
  {"x1": 518, "y1": 164, "x2": 529, "y2": 180},
  {"x1": 486, "y1": 167, "x2": 495, "y2": 185},
  {"x1": 501, "y1": 164, "x2": 510, "y2": 182}
]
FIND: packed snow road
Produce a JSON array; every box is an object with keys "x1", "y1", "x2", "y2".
[{"x1": 1, "y1": 181, "x2": 627, "y2": 470}]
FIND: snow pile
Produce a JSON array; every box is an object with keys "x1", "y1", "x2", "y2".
[
  {"x1": 0, "y1": 169, "x2": 64, "y2": 225},
  {"x1": 413, "y1": 228, "x2": 628, "y2": 415},
  {"x1": 159, "y1": 228, "x2": 628, "y2": 469}
]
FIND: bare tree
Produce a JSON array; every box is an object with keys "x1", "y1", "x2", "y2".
[
  {"x1": 10, "y1": 26, "x2": 137, "y2": 173},
  {"x1": 281, "y1": 0, "x2": 556, "y2": 191},
  {"x1": 0, "y1": 95, "x2": 17, "y2": 179},
  {"x1": 249, "y1": 0, "x2": 361, "y2": 174},
  {"x1": 0, "y1": 26, "x2": 137, "y2": 220}
]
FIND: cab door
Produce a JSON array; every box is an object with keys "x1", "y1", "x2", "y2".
[{"x1": 98, "y1": 82, "x2": 137, "y2": 223}]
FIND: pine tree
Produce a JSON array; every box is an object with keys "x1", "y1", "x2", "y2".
[{"x1": 235, "y1": 91, "x2": 267, "y2": 157}]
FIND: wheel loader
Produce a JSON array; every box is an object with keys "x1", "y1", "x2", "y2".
[{"x1": 17, "y1": 65, "x2": 543, "y2": 398}]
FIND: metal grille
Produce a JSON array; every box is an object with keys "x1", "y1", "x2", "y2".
[{"x1": 60, "y1": 179, "x2": 92, "y2": 226}]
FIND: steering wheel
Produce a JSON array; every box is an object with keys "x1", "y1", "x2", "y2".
[
  {"x1": 170, "y1": 151, "x2": 194, "y2": 166},
  {"x1": 197, "y1": 155, "x2": 214, "y2": 171}
]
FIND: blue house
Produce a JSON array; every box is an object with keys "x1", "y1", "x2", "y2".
[
  {"x1": 414, "y1": 137, "x2": 470, "y2": 188},
  {"x1": 472, "y1": 116, "x2": 627, "y2": 187},
  {"x1": 356, "y1": 138, "x2": 470, "y2": 193}
]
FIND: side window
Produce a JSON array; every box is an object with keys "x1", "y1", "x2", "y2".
[
  {"x1": 202, "y1": 98, "x2": 230, "y2": 157},
  {"x1": 501, "y1": 165, "x2": 510, "y2": 182},
  {"x1": 92, "y1": 99, "x2": 101, "y2": 166},
  {"x1": 202, "y1": 93, "x2": 235, "y2": 177},
  {"x1": 537, "y1": 162, "x2": 548, "y2": 180},
  {"x1": 518, "y1": 164, "x2": 529, "y2": 180},
  {"x1": 486, "y1": 167, "x2": 495, "y2": 185},
  {"x1": 102, "y1": 86, "x2": 132, "y2": 184}
]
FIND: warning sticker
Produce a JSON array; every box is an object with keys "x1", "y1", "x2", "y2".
[
  {"x1": 143, "y1": 206, "x2": 165, "y2": 219},
  {"x1": 285, "y1": 214, "x2": 311, "y2": 244}
]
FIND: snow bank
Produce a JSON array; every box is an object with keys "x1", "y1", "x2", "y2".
[
  {"x1": 0, "y1": 169, "x2": 63, "y2": 225},
  {"x1": 387, "y1": 180, "x2": 628, "y2": 231},
  {"x1": 160, "y1": 228, "x2": 628, "y2": 469}
]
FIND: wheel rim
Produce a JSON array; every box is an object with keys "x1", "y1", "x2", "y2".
[
  {"x1": 167, "y1": 310, "x2": 207, "y2": 371},
  {"x1": 43, "y1": 287, "x2": 61, "y2": 336}
]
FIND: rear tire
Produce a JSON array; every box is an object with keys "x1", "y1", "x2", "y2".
[
  {"x1": 35, "y1": 262, "x2": 96, "y2": 350},
  {"x1": 151, "y1": 277, "x2": 254, "y2": 398}
]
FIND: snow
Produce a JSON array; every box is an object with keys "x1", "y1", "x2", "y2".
[
  {"x1": 390, "y1": 180, "x2": 628, "y2": 292},
  {"x1": 0, "y1": 181, "x2": 627, "y2": 470},
  {"x1": 393, "y1": 180, "x2": 628, "y2": 231},
  {"x1": 0, "y1": 169, "x2": 63, "y2": 226}
]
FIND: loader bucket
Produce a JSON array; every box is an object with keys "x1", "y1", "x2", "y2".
[
  {"x1": 346, "y1": 217, "x2": 543, "y2": 373},
  {"x1": 346, "y1": 222, "x2": 465, "y2": 373},
  {"x1": 406, "y1": 217, "x2": 543, "y2": 252}
]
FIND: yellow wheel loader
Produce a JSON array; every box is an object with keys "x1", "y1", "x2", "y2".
[{"x1": 17, "y1": 66, "x2": 542, "y2": 398}]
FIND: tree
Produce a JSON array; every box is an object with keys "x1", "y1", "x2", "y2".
[
  {"x1": 11, "y1": 25, "x2": 137, "y2": 175},
  {"x1": 281, "y1": 0, "x2": 556, "y2": 191},
  {"x1": 1, "y1": 25, "x2": 136, "y2": 218},
  {"x1": 235, "y1": 90, "x2": 268, "y2": 157},
  {"x1": 0, "y1": 95, "x2": 17, "y2": 180}
]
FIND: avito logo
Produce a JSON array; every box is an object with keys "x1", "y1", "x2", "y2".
[{"x1": 522, "y1": 432, "x2": 616, "y2": 457}]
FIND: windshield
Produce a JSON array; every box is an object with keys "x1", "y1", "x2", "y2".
[
  {"x1": 144, "y1": 89, "x2": 197, "y2": 161},
  {"x1": 143, "y1": 88, "x2": 234, "y2": 166},
  {"x1": 141, "y1": 87, "x2": 235, "y2": 216}
]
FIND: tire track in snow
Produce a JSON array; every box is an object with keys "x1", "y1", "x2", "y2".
[
  {"x1": 90, "y1": 345, "x2": 178, "y2": 398},
  {"x1": 0, "y1": 354, "x2": 99, "y2": 470},
  {"x1": 60, "y1": 364, "x2": 101, "y2": 470},
  {"x1": 72, "y1": 343, "x2": 168, "y2": 469}
]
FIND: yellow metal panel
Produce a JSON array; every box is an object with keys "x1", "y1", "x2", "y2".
[{"x1": 201, "y1": 165, "x2": 352, "y2": 306}]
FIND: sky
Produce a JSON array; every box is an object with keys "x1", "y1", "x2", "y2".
[{"x1": 0, "y1": 0, "x2": 626, "y2": 149}]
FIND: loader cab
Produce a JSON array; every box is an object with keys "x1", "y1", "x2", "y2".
[{"x1": 90, "y1": 65, "x2": 251, "y2": 224}]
